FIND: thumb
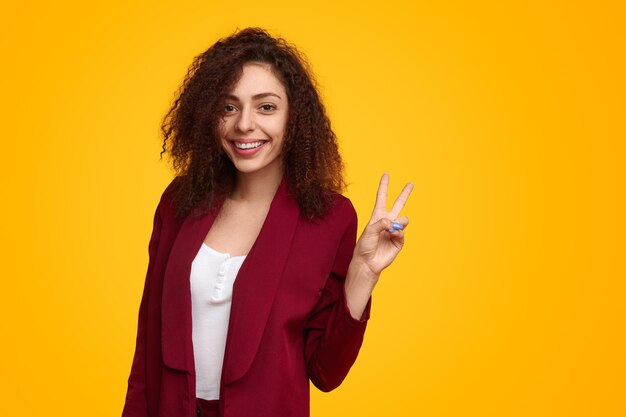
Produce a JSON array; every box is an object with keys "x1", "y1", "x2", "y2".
[{"x1": 367, "y1": 217, "x2": 393, "y2": 234}]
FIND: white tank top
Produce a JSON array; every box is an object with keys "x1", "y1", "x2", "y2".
[{"x1": 190, "y1": 242, "x2": 246, "y2": 400}]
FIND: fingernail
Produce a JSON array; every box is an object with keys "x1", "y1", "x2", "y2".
[
  {"x1": 392, "y1": 222, "x2": 404, "y2": 230},
  {"x1": 388, "y1": 228, "x2": 396, "y2": 233}
]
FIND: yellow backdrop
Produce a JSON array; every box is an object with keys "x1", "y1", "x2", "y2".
[{"x1": 1, "y1": 1, "x2": 624, "y2": 416}]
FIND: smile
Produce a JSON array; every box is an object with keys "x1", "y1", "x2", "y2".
[
  {"x1": 230, "y1": 139, "x2": 269, "y2": 156},
  {"x1": 234, "y1": 141, "x2": 266, "y2": 149}
]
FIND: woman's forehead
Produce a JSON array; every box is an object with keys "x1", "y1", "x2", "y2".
[{"x1": 229, "y1": 63, "x2": 287, "y2": 97}]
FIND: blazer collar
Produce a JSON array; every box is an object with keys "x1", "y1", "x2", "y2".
[{"x1": 161, "y1": 177, "x2": 300, "y2": 384}]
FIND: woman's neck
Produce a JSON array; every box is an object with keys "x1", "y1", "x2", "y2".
[{"x1": 230, "y1": 166, "x2": 283, "y2": 203}]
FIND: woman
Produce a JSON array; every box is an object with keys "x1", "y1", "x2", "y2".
[{"x1": 121, "y1": 27, "x2": 413, "y2": 417}]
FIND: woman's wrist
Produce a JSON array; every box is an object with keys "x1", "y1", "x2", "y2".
[
  {"x1": 347, "y1": 258, "x2": 379, "y2": 285},
  {"x1": 344, "y1": 259, "x2": 379, "y2": 320}
]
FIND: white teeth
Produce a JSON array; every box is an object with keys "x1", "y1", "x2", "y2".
[{"x1": 234, "y1": 141, "x2": 264, "y2": 149}]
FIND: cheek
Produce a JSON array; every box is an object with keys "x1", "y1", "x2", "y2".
[
  {"x1": 220, "y1": 138, "x2": 233, "y2": 158},
  {"x1": 217, "y1": 122, "x2": 231, "y2": 147},
  {"x1": 275, "y1": 115, "x2": 288, "y2": 139}
]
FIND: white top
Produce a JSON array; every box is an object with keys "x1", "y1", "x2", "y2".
[{"x1": 190, "y1": 242, "x2": 246, "y2": 400}]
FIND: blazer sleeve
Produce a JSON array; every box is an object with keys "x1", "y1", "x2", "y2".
[
  {"x1": 304, "y1": 199, "x2": 372, "y2": 392},
  {"x1": 121, "y1": 194, "x2": 164, "y2": 417}
]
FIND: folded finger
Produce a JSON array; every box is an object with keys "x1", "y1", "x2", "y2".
[
  {"x1": 388, "y1": 228, "x2": 405, "y2": 240},
  {"x1": 392, "y1": 216, "x2": 409, "y2": 229}
]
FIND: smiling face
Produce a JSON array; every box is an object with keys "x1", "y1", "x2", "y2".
[{"x1": 218, "y1": 62, "x2": 289, "y2": 179}]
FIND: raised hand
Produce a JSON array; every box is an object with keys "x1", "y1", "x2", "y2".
[
  {"x1": 344, "y1": 173, "x2": 413, "y2": 319},
  {"x1": 353, "y1": 172, "x2": 414, "y2": 276}
]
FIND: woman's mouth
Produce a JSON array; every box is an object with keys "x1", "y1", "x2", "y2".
[
  {"x1": 234, "y1": 141, "x2": 265, "y2": 150},
  {"x1": 231, "y1": 139, "x2": 268, "y2": 156}
]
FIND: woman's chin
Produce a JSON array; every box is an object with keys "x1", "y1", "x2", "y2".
[{"x1": 230, "y1": 159, "x2": 284, "y2": 178}]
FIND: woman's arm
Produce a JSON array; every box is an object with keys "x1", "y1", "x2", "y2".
[
  {"x1": 345, "y1": 173, "x2": 414, "y2": 319},
  {"x1": 304, "y1": 199, "x2": 370, "y2": 392}
]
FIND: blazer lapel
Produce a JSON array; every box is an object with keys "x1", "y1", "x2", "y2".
[
  {"x1": 160, "y1": 177, "x2": 300, "y2": 382},
  {"x1": 161, "y1": 197, "x2": 223, "y2": 372},
  {"x1": 221, "y1": 178, "x2": 300, "y2": 384}
]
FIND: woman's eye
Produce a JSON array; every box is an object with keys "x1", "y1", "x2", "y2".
[
  {"x1": 259, "y1": 104, "x2": 276, "y2": 111},
  {"x1": 224, "y1": 104, "x2": 236, "y2": 112}
]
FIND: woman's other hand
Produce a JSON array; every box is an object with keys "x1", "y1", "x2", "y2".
[
  {"x1": 344, "y1": 173, "x2": 413, "y2": 319},
  {"x1": 355, "y1": 172, "x2": 413, "y2": 277}
]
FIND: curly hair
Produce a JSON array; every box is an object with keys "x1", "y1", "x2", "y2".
[{"x1": 160, "y1": 27, "x2": 345, "y2": 220}]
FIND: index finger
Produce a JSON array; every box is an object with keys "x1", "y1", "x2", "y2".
[
  {"x1": 389, "y1": 182, "x2": 414, "y2": 218},
  {"x1": 373, "y1": 172, "x2": 389, "y2": 213}
]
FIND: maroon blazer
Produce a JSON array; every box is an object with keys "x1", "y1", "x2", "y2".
[{"x1": 121, "y1": 177, "x2": 371, "y2": 417}]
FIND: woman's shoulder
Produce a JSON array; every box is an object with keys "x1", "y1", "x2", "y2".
[
  {"x1": 161, "y1": 176, "x2": 181, "y2": 199},
  {"x1": 328, "y1": 192, "x2": 355, "y2": 211},
  {"x1": 154, "y1": 176, "x2": 185, "y2": 219},
  {"x1": 321, "y1": 192, "x2": 357, "y2": 225}
]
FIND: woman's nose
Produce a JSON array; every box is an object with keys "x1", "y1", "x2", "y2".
[{"x1": 235, "y1": 107, "x2": 255, "y2": 132}]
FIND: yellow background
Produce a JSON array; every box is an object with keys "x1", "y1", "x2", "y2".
[{"x1": 1, "y1": 1, "x2": 624, "y2": 416}]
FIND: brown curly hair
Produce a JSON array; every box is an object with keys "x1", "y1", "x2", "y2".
[{"x1": 160, "y1": 27, "x2": 345, "y2": 220}]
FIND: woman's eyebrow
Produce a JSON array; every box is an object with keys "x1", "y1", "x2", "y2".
[{"x1": 226, "y1": 92, "x2": 283, "y2": 101}]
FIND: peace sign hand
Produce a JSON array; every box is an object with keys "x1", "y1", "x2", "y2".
[{"x1": 353, "y1": 173, "x2": 414, "y2": 277}]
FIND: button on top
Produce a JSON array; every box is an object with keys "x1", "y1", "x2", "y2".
[{"x1": 194, "y1": 243, "x2": 246, "y2": 303}]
